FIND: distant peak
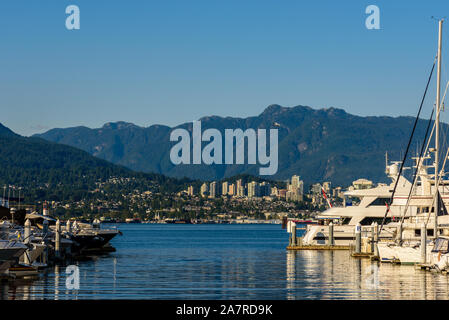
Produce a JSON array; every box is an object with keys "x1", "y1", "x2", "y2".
[
  {"x1": 324, "y1": 106, "x2": 345, "y2": 112},
  {"x1": 261, "y1": 104, "x2": 285, "y2": 115},
  {"x1": 320, "y1": 107, "x2": 348, "y2": 117},
  {"x1": 102, "y1": 121, "x2": 139, "y2": 130},
  {"x1": 0, "y1": 123, "x2": 19, "y2": 137}
]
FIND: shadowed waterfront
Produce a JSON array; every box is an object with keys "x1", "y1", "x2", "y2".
[{"x1": 1, "y1": 224, "x2": 449, "y2": 300}]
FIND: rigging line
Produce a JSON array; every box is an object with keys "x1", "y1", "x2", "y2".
[
  {"x1": 406, "y1": 82, "x2": 449, "y2": 225},
  {"x1": 399, "y1": 108, "x2": 435, "y2": 225},
  {"x1": 425, "y1": 92, "x2": 449, "y2": 226},
  {"x1": 426, "y1": 145, "x2": 449, "y2": 226},
  {"x1": 437, "y1": 80, "x2": 449, "y2": 174},
  {"x1": 378, "y1": 58, "x2": 437, "y2": 236}
]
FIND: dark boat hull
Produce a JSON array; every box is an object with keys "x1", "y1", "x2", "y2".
[{"x1": 70, "y1": 231, "x2": 118, "y2": 251}]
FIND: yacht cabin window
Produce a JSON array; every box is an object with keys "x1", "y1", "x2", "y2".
[{"x1": 367, "y1": 197, "x2": 390, "y2": 207}]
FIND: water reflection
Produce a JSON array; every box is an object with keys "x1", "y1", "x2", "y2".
[
  {"x1": 1, "y1": 225, "x2": 449, "y2": 299},
  {"x1": 54, "y1": 265, "x2": 59, "y2": 300},
  {"x1": 286, "y1": 250, "x2": 449, "y2": 299}
]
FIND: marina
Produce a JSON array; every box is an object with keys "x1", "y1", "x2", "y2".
[
  {"x1": 285, "y1": 19, "x2": 449, "y2": 281},
  {"x1": 3, "y1": 2, "x2": 449, "y2": 304},
  {"x1": 3, "y1": 224, "x2": 449, "y2": 300},
  {"x1": 0, "y1": 200, "x2": 122, "y2": 282}
]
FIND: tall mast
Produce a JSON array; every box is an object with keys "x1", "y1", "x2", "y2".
[{"x1": 435, "y1": 19, "x2": 443, "y2": 238}]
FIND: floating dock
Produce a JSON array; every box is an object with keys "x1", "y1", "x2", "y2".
[
  {"x1": 287, "y1": 245, "x2": 350, "y2": 250},
  {"x1": 351, "y1": 252, "x2": 373, "y2": 258}
]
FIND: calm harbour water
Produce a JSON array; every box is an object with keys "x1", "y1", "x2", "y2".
[{"x1": 2, "y1": 223, "x2": 449, "y2": 300}]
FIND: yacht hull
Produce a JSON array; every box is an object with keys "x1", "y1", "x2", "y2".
[
  {"x1": 71, "y1": 231, "x2": 118, "y2": 251},
  {"x1": 378, "y1": 242, "x2": 433, "y2": 264},
  {"x1": 377, "y1": 242, "x2": 397, "y2": 263},
  {"x1": 0, "y1": 241, "x2": 28, "y2": 273}
]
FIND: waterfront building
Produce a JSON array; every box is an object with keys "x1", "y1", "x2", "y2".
[
  {"x1": 209, "y1": 181, "x2": 217, "y2": 198},
  {"x1": 200, "y1": 183, "x2": 209, "y2": 197},
  {"x1": 322, "y1": 181, "x2": 331, "y2": 194},
  {"x1": 259, "y1": 182, "x2": 271, "y2": 197},
  {"x1": 247, "y1": 181, "x2": 259, "y2": 198},
  {"x1": 187, "y1": 185, "x2": 194, "y2": 196},
  {"x1": 333, "y1": 186, "x2": 344, "y2": 198},
  {"x1": 278, "y1": 189, "x2": 287, "y2": 199},
  {"x1": 237, "y1": 185, "x2": 245, "y2": 197},
  {"x1": 311, "y1": 183, "x2": 322, "y2": 195},
  {"x1": 236, "y1": 179, "x2": 243, "y2": 192},
  {"x1": 291, "y1": 175, "x2": 302, "y2": 189},
  {"x1": 228, "y1": 183, "x2": 235, "y2": 196},
  {"x1": 286, "y1": 188, "x2": 303, "y2": 202},
  {"x1": 286, "y1": 175, "x2": 304, "y2": 201},
  {"x1": 222, "y1": 181, "x2": 228, "y2": 195}
]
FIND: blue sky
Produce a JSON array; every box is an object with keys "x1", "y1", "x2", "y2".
[{"x1": 1, "y1": 0, "x2": 449, "y2": 136}]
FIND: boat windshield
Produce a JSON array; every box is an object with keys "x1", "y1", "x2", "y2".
[
  {"x1": 367, "y1": 197, "x2": 391, "y2": 207},
  {"x1": 432, "y1": 238, "x2": 449, "y2": 253}
]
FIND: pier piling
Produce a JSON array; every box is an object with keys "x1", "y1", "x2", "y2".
[
  {"x1": 421, "y1": 223, "x2": 427, "y2": 264},
  {"x1": 55, "y1": 219, "x2": 61, "y2": 259},
  {"x1": 42, "y1": 219, "x2": 49, "y2": 265},
  {"x1": 328, "y1": 222, "x2": 334, "y2": 246},
  {"x1": 397, "y1": 223, "x2": 403, "y2": 242},
  {"x1": 24, "y1": 219, "x2": 31, "y2": 265},
  {"x1": 355, "y1": 223, "x2": 361, "y2": 254},
  {"x1": 291, "y1": 222, "x2": 297, "y2": 247},
  {"x1": 373, "y1": 222, "x2": 379, "y2": 257}
]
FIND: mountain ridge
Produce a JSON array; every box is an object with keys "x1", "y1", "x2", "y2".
[{"x1": 33, "y1": 104, "x2": 434, "y2": 186}]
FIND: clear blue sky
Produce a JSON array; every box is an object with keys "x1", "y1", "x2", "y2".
[{"x1": 1, "y1": 0, "x2": 449, "y2": 136}]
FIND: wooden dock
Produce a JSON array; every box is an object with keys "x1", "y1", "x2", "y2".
[
  {"x1": 287, "y1": 245, "x2": 350, "y2": 250},
  {"x1": 351, "y1": 252, "x2": 373, "y2": 258}
]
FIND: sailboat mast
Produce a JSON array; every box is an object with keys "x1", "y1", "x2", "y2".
[{"x1": 435, "y1": 19, "x2": 443, "y2": 238}]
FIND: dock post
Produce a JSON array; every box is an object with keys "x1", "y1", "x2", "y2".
[
  {"x1": 373, "y1": 222, "x2": 379, "y2": 257},
  {"x1": 55, "y1": 219, "x2": 61, "y2": 259},
  {"x1": 421, "y1": 223, "x2": 427, "y2": 264},
  {"x1": 328, "y1": 222, "x2": 334, "y2": 246},
  {"x1": 397, "y1": 223, "x2": 403, "y2": 242},
  {"x1": 355, "y1": 223, "x2": 361, "y2": 254},
  {"x1": 24, "y1": 219, "x2": 31, "y2": 265},
  {"x1": 42, "y1": 219, "x2": 49, "y2": 265},
  {"x1": 291, "y1": 222, "x2": 297, "y2": 247}
]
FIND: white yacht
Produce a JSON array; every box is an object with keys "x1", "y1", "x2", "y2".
[{"x1": 302, "y1": 162, "x2": 410, "y2": 246}]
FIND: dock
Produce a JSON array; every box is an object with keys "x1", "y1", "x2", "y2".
[
  {"x1": 287, "y1": 245, "x2": 350, "y2": 250},
  {"x1": 351, "y1": 252, "x2": 373, "y2": 258}
]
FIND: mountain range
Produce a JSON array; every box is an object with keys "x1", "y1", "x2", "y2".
[
  {"x1": 34, "y1": 104, "x2": 436, "y2": 186},
  {"x1": 0, "y1": 123, "x2": 189, "y2": 202}
]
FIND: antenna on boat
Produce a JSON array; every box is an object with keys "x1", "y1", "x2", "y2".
[
  {"x1": 7, "y1": 186, "x2": 10, "y2": 209},
  {"x1": 434, "y1": 18, "x2": 444, "y2": 238},
  {"x1": 385, "y1": 151, "x2": 388, "y2": 174},
  {"x1": 2, "y1": 185, "x2": 5, "y2": 207}
]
